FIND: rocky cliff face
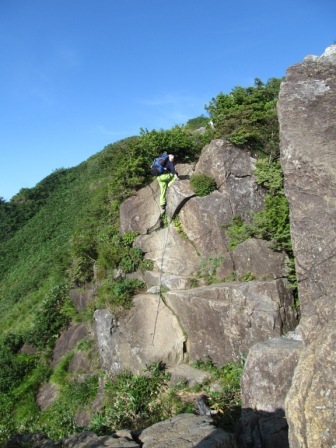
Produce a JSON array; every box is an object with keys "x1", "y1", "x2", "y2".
[
  {"x1": 234, "y1": 44, "x2": 336, "y2": 448},
  {"x1": 34, "y1": 46, "x2": 336, "y2": 447},
  {"x1": 94, "y1": 139, "x2": 297, "y2": 376},
  {"x1": 277, "y1": 44, "x2": 336, "y2": 448}
]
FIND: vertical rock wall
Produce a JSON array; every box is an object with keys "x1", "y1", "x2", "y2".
[{"x1": 278, "y1": 44, "x2": 336, "y2": 447}]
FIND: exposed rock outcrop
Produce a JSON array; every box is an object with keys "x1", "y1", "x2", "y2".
[
  {"x1": 138, "y1": 413, "x2": 236, "y2": 448},
  {"x1": 94, "y1": 140, "x2": 297, "y2": 378},
  {"x1": 94, "y1": 295, "x2": 186, "y2": 373},
  {"x1": 195, "y1": 139, "x2": 265, "y2": 220},
  {"x1": 277, "y1": 43, "x2": 336, "y2": 447},
  {"x1": 165, "y1": 280, "x2": 297, "y2": 366}
]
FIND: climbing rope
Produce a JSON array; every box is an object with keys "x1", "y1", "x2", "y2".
[{"x1": 149, "y1": 183, "x2": 173, "y2": 345}]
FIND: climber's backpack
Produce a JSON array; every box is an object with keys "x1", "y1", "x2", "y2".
[{"x1": 150, "y1": 153, "x2": 169, "y2": 176}]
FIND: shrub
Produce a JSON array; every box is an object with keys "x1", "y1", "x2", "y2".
[
  {"x1": 26, "y1": 284, "x2": 72, "y2": 349},
  {"x1": 0, "y1": 350, "x2": 35, "y2": 393},
  {"x1": 93, "y1": 363, "x2": 189, "y2": 433},
  {"x1": 97, "y1": 278, "x2": 145, "y2": 313},
  {"x1": 206, "y1": 78, "x2": 282, "y2": 158},
  {"x1": 224, "y1": 216, "x2": 252, "y2": 250},
  {"x1": 190, "y1": 173, "x2": 217, "y2": 197}
]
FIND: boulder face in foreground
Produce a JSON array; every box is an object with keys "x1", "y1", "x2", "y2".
[
  {"x1": 165, "y1": 280, "x2": 297, "y2": 366},
  {"x1": 277, "y1": 43, "x2": 336, "y2": 447}
]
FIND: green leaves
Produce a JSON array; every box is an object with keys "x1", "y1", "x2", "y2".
[
  {"x1": 206, "y1": 78, "x2": 283, "y2": 157},
  {"x1": 190, "y1": 173, "x2": 217, "y2": 197}
]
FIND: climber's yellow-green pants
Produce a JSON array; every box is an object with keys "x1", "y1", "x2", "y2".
[{"x1": 157, "y1": 173, "x2": 176, "y2": 206}]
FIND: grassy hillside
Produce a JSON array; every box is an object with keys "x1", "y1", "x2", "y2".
[{"x1": 0, "y1": 78, "x2": 295, "y2": 443}]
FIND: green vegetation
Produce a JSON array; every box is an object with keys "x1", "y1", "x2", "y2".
[
  {"x1": 224, "y1": 156, "x2": 297, "y2": 293},
  {"x1": 206, "y1": 78, "x2": 282, "y2": 158},
  {"x1": 88, "y1": 359, "x2": 243, "y2": 435},
  {"x1": 189, "y1": 173, "x2": 217, "y2": 197},
  {"x1": 0, "y1": 76, "x2": 296, "y2": 443},
  {"x1": 90, "y1": 363, "x2": 189, "y2": 434},
  {"x1": 185, "y1": 114, "x2": 210, "y2": 131}
]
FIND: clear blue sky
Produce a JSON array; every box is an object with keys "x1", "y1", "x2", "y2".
[{"x1": 1, "y1": 0, "x2": 335, "y2": 201}]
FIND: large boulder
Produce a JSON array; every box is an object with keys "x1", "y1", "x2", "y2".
[
  {"x1": 278, "y1": 43, "x2": 336, "y2": 446},
  {"x1": 134, "y1": 225, "x2": 200, "y2": 280},
  {"x1": 195, "y1": 139, "x2": 265, "y2": 220},
  {"x1": 51, "y1": 323, "x2": 92, "y2": 367},
  {"x1": 119, "y1": 180, "x2": 161, "y2": 235},
  {"x1": 285, "y1": 323, "x2": 336, "y2": 448},
  {"x1": 165, "y1": 280, "x2": 297, "y2": 366},
  {"x1": 241, "y1": 336, "x2": 304, "y2": 413},
  {"x1": 94, "y1": 294, "x2": 186, "y2": 374},
  {"x1": 231, "y1": 238, "x2": 289, "y2": 280},
  {"x1": 139, "y1": 413, "x2": 236, "y2": 448},
  {"x1": 179, "y1": 191, "x2": 234, "y2": 275},
  {"x1": 278, "y1": 43, "x2": 336, "y2": 343}
]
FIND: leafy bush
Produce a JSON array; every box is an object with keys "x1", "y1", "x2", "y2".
[
  {"x1": 190, "y1": 173, "x2": 217, "y2": 197},
  {"x1": 206, "y1": 78, "x2": 282, "y2": 157},
  {"x1": 224, "y1": 216, "x2": 253, "y2": 251},
  {"x1": 0, "y1": 350, "x2": 35, "y2": 393},
  {"x1": 93, "y1": 363, "x2": 188, "y2": 433},
  {"x1": 185, "y1": 115, "x2": 210, "y2": 131},
  {"x1": 26, "y1": 284, "x2": 73, "y2": 349},
  {"x1": 97, "y1": 278, "x2": 145, "y2": 313}
]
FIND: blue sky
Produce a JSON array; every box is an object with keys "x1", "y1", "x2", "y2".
[{"x1": 0, "y1": 0, "x2": 335, "y2": 201}]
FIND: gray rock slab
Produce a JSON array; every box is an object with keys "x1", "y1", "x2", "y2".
[
  {"x1": 231, "y1": 238, "x2": 289, "y2": 280},
  {"x1": 278, "y1": 43, "x2": 336, "y2": 343},
  {"x1": 139, "y1": 413, "x2": 236, "y2": 448},
  {"x1": 277, "y1": 43, "x2": 336, "y2": 447},
  {"x1": 285, "y1": 323, "x2": 336, "y2": 448},
  {"x1": 94, "y1": 294, "x2": 186, "y2": 374},
  {"x1": 179, "y1": 191, "x2": 233, "y2": 263},
  {"x1": 165, "y1": 280, "x2": 298, "y2": 366},
  {"x1": 134, "y1": 225, "x2": 200, "y2": 277},
  {"x1": 119, "y1": 180, "x2": 161, "y2": 235},
  {"x1": 241, "y1": 336, "x2": 304, "y2": 412},
  {"x1": 63, "y1": 431, "x2": 140, "y2": 447},
  {"x1": 165, "y1": 179, "x2": 195, "y2": 218},
  {"x1": 168, "y1": 364, "x2": 212, "y2": 387},
  {"x1": 144, "y1": 270, "x2": 191, "y2": 291},
  {"x1": 36, "y1": 382, "x2": 59, "y2": 410},
  {"x1": 51, "y1": 323, "x2": 92, "y2": 367},
  {"x1": 69, "y1": 287, "x2": 94, "y2": 312},
  {"x1": 195, "y1": 139, "x2": 265, "y2": 220}
]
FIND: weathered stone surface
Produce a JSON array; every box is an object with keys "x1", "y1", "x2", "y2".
[
  {"x1": 285, "y1": 323, "x2": 336, "y2": 448},
  {"x1": 36, "y1": 382, "x2": 59, "y2": 410},
  {"x1": 195, "y1": 139, "x2": 265, "y2": 220},
  {"x1": 235, "y1": 409, "x2": 289, "y2": 448},
  {"x1": 166, "y1": 179, "x2": 195, "y2": 218},
  {"x1": 68, "y1": 348, "x2": 99, "y2": 375},
  {"x1": 278, "y1": 43, "x2": 336, "y2": 343},
  {"x1": 231, "y1": 238, "x2": 289, "y2": 280},
  {"x1": 139, "y1": 413, "x2": 236, "y2": 448},
  {"x1": 94, "y1": 295, "x2": 185, "y2": 373},
  {"x1": 69, "y1": 287, "x2": 94, "y2": 312},
  {"x1": 51, "y1": 323, "x2": 92, "y2": 367},
  {"x1": 134, "y1": 225, "x2": 200, "y2": 278},
  {"x1": 165, "y1": 280, "x2": 297, "y2": 365},
  {"x1": 174, "y1": 163, "x2": 195, "y2": 177},
  {"x1": 179, "y1": 191, "x2": 234, "y2": 274},
  {"x1": 167, "y1": 364, "x2": 212, "y2": 387},
  {"x1": 241, "y1": 336, "x2": 304, "y2": 413},
  {"x1": 119, "y1": 180, "x2": 161, "y2": 235},
  {"x1": 7, "y1": 433, "x2": 61, "y2": 448},
  {"x1": 144, "y1": 270, "x2": 191, "y2": 291},
  {"x1": 63, "y1": 431, "x2": 140, "y2": 447},
  {"x1": 278, "y1": 44, "x2": 336, "y2": 447}
]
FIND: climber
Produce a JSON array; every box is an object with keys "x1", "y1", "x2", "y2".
[{"x1": 157, "y1": 154, "x2": 179, "y2": 210}]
